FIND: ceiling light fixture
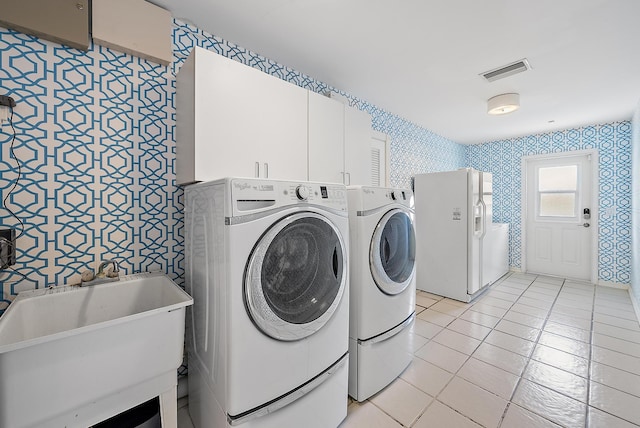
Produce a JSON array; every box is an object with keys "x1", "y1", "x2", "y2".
[{"x1": 487, "y1": 93, "x2": 520, "y2": 115}]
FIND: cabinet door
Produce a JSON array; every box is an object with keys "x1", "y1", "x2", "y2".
[
  {"x1": 307, "y1": 91, "x2": 345, "y2": 184},
  {"x1": 189, "y1": 48, "x2": 307, "y2": 182},
  {"x1": 256, "y1": 76, "x2": 308, "y2": 181},
  {"x1": 344, "y1": 106, "x2": 372, "y2": 186}
]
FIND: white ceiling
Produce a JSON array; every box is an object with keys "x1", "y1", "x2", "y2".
[{"x1": 151, "y1": 0, "x2": 640, "y2": 144}]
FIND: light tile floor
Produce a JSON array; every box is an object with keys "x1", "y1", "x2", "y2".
[
  {"x1": 340, "y1": 273, "x2": 640, "y2": 428},
  {"x1": 178, "y1": 272, "x2": 640, "y2": 428}
]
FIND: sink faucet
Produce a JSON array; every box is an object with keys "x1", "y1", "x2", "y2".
[
  {"x1": 97, "y1": 260, "x2": 120, "y2": 278},
  {"x1": 80, "y1": 260, "x2": 120, "y2": 286}
]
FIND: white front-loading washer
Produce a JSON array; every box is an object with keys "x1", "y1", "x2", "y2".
[
  {"x1": 347, "y1": 186, "x2": 416, "y2": 401},
  {"x1": 185, "y1": 178, "x2": 350, "y2": 428}
]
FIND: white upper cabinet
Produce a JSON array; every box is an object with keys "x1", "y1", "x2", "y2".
[
  {"x1": 176, "y1": 47, "x2": 308, "y2": 185},
  {"x1": 344, "y1": 106, "x2": 372, "y2": 186},
  {"x1": 307, "y1": 91, "x2": 372, "y2": 186},
  {"x1": 308, "y1": 91, "x2": 345, "y2": 184},
  {"x1": 177, "y1": 47, "x2": 373, "y2": 187}
]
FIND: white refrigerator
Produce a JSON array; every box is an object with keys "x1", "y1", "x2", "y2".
[{"x1": 413, "y1": 168, "x2": 509, "y2": 302}]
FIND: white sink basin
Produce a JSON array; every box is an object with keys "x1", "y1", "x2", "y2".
[{"x1": 0, "y1": 272, "x2": 193, "y2": 428}]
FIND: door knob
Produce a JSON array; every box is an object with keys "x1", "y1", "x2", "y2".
[{"x1": 578, "y1": 223, "x2": 590, "y2": 228}]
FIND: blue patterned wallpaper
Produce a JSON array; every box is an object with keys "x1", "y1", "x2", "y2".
[
  {"x1": 0, "y1": 21, "x2": 633, "y2": 313},
  {"x1": 0, "y1": 29, "x2": 181, "y2": 311},
  {"x1": 0, "y1": 21, "x2": 464, "y2": 312},
  {"x1": 467, "y1": 123, "x2": 633, "y2": 285}
]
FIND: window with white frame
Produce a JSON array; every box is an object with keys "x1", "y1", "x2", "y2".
[{"x1": 537, "y1": 164, "x2": 579, "y2": 218}]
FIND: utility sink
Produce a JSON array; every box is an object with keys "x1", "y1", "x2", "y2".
[{"x1": 0, "y1": 272, "x2": 193, "y2": 428}]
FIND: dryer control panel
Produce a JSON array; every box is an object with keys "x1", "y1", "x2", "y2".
[{"x1": 355, "y1": 186, "x2": 414, "y2": 211}]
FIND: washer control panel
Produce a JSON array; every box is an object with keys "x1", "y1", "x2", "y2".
[
  {"x1": 295, "y1": 185, "x2": 310, "y2": 200},
  {"x1": 231, "y1": 179, "x2": 347, "y2": 214},
  {"x1": 286, "y1": 183, "x2": 346, "y2": 207}
]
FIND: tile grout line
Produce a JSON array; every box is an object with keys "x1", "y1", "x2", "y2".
[
  {"x1": 413, "y1": 273, "x2": 535, "y2": 428},
  {"x1": 373, "y1": 276, "x2": 640, "y2": 428},
  {"x1": 368, "y1": 291, "x2": 449, "y2": 428},
  {"x1": 553, "y1": 284, "x2": 640, "y2": 426},
  {"x1": 418, "y1": 274, "x2": 537, "y2": 427},
  {"x1": 479, "y1": 274, "x2": 566, "y2": 426},
  {"x1": 588, "y1": 290, "x2": 640, "y2": 426},
  {"x1": 494, "y1": 275, "x2": 538, "y2": 427},
  {"x1": 585, "y1": 281, "x2": 597, "y2": 428},
  {"x1": 405, "y1": 280, "x2": 502, "y2": 427},
  {"x1": 497, "y1": 275, "x2": 569, "y2": 428},
  {"x1": 408, "y1": 293, "x2": 466, "y2": 428}
]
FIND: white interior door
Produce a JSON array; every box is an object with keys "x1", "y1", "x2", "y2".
[{"x1": 524, "y1": 152, "x2": 596, "y2": 281}]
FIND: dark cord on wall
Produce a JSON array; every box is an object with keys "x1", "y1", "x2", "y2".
[{"x1": 2, "y1": 104, "x2": 25, "y2": 240}]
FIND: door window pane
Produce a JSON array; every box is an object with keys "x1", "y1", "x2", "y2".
[
  {"x1": 539, "y1": 165, "x2": 577, "y2": 191},
  {"x1": 539, "y1": 193, "x2": 576, "y2": 217},
  {"x1": 537, "y1": 164, "x2": 578, "y2": 218}
]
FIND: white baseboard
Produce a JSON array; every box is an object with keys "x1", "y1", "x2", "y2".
[
  {"x1": 596, "y1": 281, "x2": 640, "y2": 322},
  {"x1": 630, "y1": 288, "x2": 640, "y2": 324},
  {"x1": 596, "y1": 280, "x2": 630, "y2": 290}
]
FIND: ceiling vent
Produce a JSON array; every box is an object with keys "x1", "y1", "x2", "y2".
[{"x1": 481, "y1": 59, "x2": 531, "y2": 82}]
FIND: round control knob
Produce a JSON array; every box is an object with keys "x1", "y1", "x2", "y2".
[{"x1": 295, "y1": 185, "x2": 309, "y2": 200}]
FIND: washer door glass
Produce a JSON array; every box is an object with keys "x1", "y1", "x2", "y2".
[
  {"x1": 245, "y1": 212, "x2": 346, "y2": 341},
  {"x1": 370, "y1": 209, "x2": 416, "y2": 295}
]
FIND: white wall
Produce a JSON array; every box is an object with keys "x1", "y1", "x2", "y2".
[{"x1": 631, "y1": 99, "x2": 640, "y2": 313}]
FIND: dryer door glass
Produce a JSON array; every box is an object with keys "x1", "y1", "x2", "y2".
[
  {"x1": 245, "y1": 212, "x2": 347, "y2": 341},
  {"x1": 370, "y1": 209, "x2": 416, "y2": 295}
]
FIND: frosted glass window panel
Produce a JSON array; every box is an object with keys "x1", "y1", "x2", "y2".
[
  {"x1": 539, "y1": 193, "x2": 576, "y2": 217},
  {"x1": 538, "y1": 165, "x2": 578, "y2": 191}
]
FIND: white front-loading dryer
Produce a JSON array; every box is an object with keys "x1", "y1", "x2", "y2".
[
  {"x1": 347, "y1": 186, "x2": 416, "y2": 401},
  {"x1": 185, "y1": 178, "x2": 349, "y2": 428}
]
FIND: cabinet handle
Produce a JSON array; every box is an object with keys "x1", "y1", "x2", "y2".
[
  {"x1": 346, "y1": 172, "x2": 351, "y2": 185},
  {"x1": 255, "y1": 162, "x2": 260, "y2": 178},
  {"x1": 264, "y1": 163, "x2": 269, "y2": 178}
]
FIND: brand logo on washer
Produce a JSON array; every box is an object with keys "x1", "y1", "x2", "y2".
[{"x1": 233, "y1": 182, "x2": 252, "y2": 190}]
